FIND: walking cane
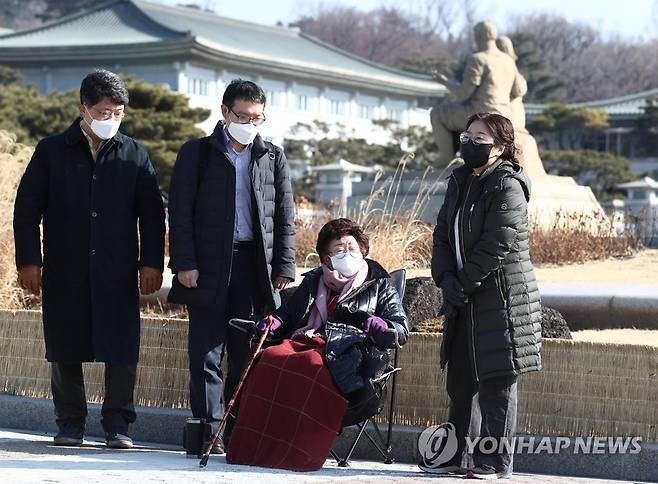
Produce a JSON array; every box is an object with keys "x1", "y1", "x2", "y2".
[{"x1": 199, "y1": 314, "x2": 275, "y2": 468}]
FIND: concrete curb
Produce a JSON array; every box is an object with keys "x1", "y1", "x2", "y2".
[
  {"x1": 143, "y1": 278, "x2": 658, "y2": 332},
  {"x1": 1, "y1": 395, "x2": 655, "y2": 482},
  {"x1": 539, "y1": 282, "x2": 658, "y2": 330}
]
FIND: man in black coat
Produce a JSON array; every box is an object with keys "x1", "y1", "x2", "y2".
[
  {"x1": 167, "y1": 79, "x2": 295, "y2": 452},
  {"x1": 13, "y1": 70, "x2": 166, "y2": 449}
]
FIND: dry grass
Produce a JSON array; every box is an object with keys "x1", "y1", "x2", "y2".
[
  {"x1": 0, "y1": 131, "x2": 34, "y2": 310},
  {"x1": 296, "y1": 154, "x2": 456, "y2": 271},
  {"x1": 296, "y1": 156, "x2": 639, "y2": 270},
  {"x1": 529, "y1": 210, "x2": 638, "y2": 265}
]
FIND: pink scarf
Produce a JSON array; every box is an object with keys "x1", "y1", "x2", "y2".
[{"x1": 294, "y1": 261, "x2": 369, "y2": 336}]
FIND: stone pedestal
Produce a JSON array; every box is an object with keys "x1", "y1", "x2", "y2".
[{"x1": 515, "y1": 130, "x2": 606, "y2": 227}]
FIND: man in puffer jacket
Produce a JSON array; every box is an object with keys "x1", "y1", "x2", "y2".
[{"x1": 167, "y1": 79, "x2": 295, "y2": 452}]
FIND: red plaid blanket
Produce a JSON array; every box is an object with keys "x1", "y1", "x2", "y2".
[{"x1": 226, "y1": 336, "x2": 347, "y2": 471}]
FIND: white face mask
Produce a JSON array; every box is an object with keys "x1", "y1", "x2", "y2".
[
  {"x1": 227, "y1": 120, "x2": 258, "y2": 145},
  {"x1": 330, "y1": 251, "x2": 364, "y2": 278},
  {"x1": 84, "y1": 109, "x2": 121, "y2": 140}
]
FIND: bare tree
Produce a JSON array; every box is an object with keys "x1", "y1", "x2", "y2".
[
  {"x1": 508, "y1": 14, "x2": 658, "y2": 102},
  {"x1": 291, "y1": 0, "x2": 479, "y2": 75}
]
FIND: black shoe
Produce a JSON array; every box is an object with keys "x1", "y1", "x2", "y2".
[
  {"x1": 466, "y1": 464, "x2": 512, "y2": 480},
  {"x1": 53, "y1": 422, "x2": 84, "y2": 446},
  {"x1": 203, "y1": 438, "x2": 224, "y2": 455},
  {"x1": 418, "y1": 461, "x2": 467, "y2": 475},
  {"x1": 228, "y1": 318, "x2": 258, "y2": 336},
  {"x1": 105, "y1": 431, "x2": 133, "y2": 449}
]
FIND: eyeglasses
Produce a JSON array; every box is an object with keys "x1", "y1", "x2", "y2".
[
  {"x1": 459, "y1": 131, "x2": 494, "y2": 146},
  {"x1": 229, "y1": 107, "x2": 266, "y2": 126},
  {"x1": 86, "y1": 105, "x2": 125, "y2": 121},
  {"x1": 329, "y1": 247, "x2": 362, "y2": 259}
]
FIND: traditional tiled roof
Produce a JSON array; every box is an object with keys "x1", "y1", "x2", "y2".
[
  {"x1": 0, "y1": 0, "x2": 443, "y2": 97},
  {"x1": 526, "y1": 88, "x2": 658, "y2": 120}
]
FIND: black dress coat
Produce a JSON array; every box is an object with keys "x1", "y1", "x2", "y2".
[{"x1": 13, "y1": 120, "x2": 166, "y2": 363}]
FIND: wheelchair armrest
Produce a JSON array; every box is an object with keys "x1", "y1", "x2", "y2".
[{"x1": 372, "y1": 367, "x2": 402, "y2": 383}]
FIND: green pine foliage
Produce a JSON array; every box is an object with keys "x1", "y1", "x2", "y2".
[
  {"x1": 0, "y1": 68, "x2": 209, "y2": 189},
  {"x1": 509, "y1": 32, "x2": 565, "y2": 103},
  {"x1": 540, "y1": 149, "x2": 635, "y2": 201}
]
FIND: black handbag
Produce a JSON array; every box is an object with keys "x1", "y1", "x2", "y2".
[{"x1": 324, "y1": 322, "x2": 391, "y2": 426}]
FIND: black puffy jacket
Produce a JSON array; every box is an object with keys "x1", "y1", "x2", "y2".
[
  {"x1": 275, "y1": 258, "x2": 408, "y2": 425},
  {"x1": 167, "y1": 121, "x2": 295, "y2": 312},
  {"x1": 432, "y1": 159, "x2": 542, "y2": 381},
  {"x1": 275, "y1": 259, "x2": 408, "y2": 345}
]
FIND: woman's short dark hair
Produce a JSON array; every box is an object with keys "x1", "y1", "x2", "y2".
[
  {"x1": 316, "y1": 218, "x2": 369, "y2": 258},
  {"x1": 222, "y1": 79, "x2": 266, "y2": 108},
  {"x1": 79, "y1": 70, "x2": 129, "y2": 106},
  {"x1": 465, "y1": 112, "x2": 520, "y2": 164}
]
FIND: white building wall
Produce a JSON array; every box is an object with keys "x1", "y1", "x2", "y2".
[
  {"x1": 179, "y1": 63, "x2": 433, "y2": 146},
  {"x1": 15, "y1": 59, "x2": 436, "y2": 146}
]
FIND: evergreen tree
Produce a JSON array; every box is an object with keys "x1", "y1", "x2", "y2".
[
  {"x1": 0, "y1": 72, "x2": 209, "y2": 189},
  {"x1": 510, "y1": 32, "x2": 565, "y2": 103}
]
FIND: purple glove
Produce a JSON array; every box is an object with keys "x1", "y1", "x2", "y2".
[
  {"x1": 361, "y1": 316, "x2": 389, "y2": 336},
  {"x1": 257, "y1": 316, "x2": 282, "y2": 333}
]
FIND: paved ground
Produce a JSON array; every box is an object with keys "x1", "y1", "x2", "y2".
[{"x1": 0, "y1": 429, "x2": 648, "y2": 483}]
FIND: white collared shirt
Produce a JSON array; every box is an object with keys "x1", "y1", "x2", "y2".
[
  {"x1": 80, "y1": 121, "x2": 108, "y2": 161},
  {"x1": 222, "y1": 128, "x2": 254, "y2": 242}
]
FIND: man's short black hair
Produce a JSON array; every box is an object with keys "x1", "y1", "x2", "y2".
[
  {"x1": 80, "y1": 69, "x2": 129, "y2": 107},
  {"x1": 222, "y1": 79, "x2": 266, "y2": 108}
]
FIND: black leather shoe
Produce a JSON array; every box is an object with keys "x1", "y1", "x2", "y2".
[
  {"x1": 228, "y1": 318, "x2": 258, "y2": 336},
  {"x1": 203, "y1": 438, "x2": 225, "y2": 455},
  {"x1": 105, "y1": 431, "x2": 133, "y2": 449},
  {"x1": 53, "y1": 422, "x2": 84, "y2": 446}
]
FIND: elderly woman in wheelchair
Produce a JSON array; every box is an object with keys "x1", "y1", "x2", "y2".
[{"x1": 226, "y1": 218, "x2": 408, "y2": 471}]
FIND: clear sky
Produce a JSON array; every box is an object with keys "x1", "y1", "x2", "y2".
[{"x1": 156, "y1": 0, "x2": 658, "y2": 41}]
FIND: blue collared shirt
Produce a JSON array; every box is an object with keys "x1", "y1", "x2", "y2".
[{"x1": 222, "y1": 127, "x2": 254, "y2": 242}]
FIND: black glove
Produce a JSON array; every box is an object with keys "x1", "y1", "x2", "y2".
[{"x1": 440, "y1": 274, "x2": 468, "y2": 308}]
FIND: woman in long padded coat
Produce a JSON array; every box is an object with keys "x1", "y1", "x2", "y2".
[{"x1": 427, "y1": 112, "x2": 541, "y2": 479}]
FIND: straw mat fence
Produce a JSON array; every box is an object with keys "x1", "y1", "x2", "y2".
[{"x1": 1, "y1": 310, "x2": 656, "y2": 442}]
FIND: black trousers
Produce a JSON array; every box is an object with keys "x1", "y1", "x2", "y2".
[
  {"x1": 51, "y1": 362, "x2": 137, "y2": 434},
  {"x1": 445, "y1": 308, "x2": 518, "y2": 472},
  {"x1": 187, "y1": 247, "x2": 264, "y2": 443}
]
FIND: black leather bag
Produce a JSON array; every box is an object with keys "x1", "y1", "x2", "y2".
[{"x1": 324, "y1": 322, "x2": 391, "y2": 426}]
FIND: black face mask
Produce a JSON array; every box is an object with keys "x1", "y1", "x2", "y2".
[{"x1": 460, "y1": 139, "x2": 494, "y2": 170}]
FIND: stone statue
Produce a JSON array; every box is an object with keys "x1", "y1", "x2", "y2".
[
  {"x1": 428, "y1": 21, "x2": 604, "y2": 227},
  {"x1": 430, "y1": 20, "x2": 527, "y2": 166},
  {"x1": 496, "y1": 35, "x2": 527, "y2": 133}
]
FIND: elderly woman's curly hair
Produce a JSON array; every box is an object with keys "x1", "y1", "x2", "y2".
[{"x1": 315, "y1": 218, "x2": 369, "y2": 258}]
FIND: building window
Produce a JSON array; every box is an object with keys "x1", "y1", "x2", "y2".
[
  {"x1": 387, "y1": 107, "x2": 402, "y2": 122},
  {"x1": 329, "y1": 99, "x2": 347, "y2": 116},
  {"x1": 188, "y1": 78, "x2": 209, "y2": 96},
  {"x1": 297, "y1": 94, "x2": 313, "y2": 111},
  {"x1": 359, "y1": 104, "x2": 375, "y2": 120},
  {"x1": 266, "y1": 89, "x2": 285, "y2": 108},
  {"x1": 631, "y1": 190, "x2": 648, "y2": 200}
]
